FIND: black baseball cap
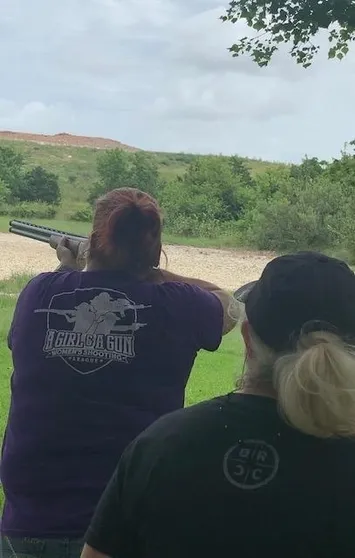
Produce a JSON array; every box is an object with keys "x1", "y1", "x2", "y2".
[{"x1": 233, "y1": 252, "x2": 355, "y2": 352}]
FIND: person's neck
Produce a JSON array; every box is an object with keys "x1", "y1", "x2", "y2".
[
  {"x1": 85, "y1": 260, "x2": 103, "y2": 272},
  {"x1": 237, "y1": 376, "x2": 277, "y2": 400},
  {"x1": 85, "y1": 260, "x2": 158, "y2": 282},
  {"x1": 85, "y1": 259, "x2": 129, "y2": 273},
  {"x1": 238, "y1": 386, "x2": 277, "y2": 399}
]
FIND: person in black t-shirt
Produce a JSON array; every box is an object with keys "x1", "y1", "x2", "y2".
[{"x1": 81, "y1": 252, "x2": 355, "y2": 558}]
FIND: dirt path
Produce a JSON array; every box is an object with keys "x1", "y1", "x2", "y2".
[{"x1": 0, "y1": 233, "x2": 274, "y2": 292}]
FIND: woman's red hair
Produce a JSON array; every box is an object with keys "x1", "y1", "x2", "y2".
[{"x1": 90, "y1": 188, "x2": 162, "y2": 273}]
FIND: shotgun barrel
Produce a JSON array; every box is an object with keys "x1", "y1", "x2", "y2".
[{"x1": 9, "y1": 220, "x2": 87, "y2": 244}]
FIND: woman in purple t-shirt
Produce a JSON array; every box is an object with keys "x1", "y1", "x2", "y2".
[{"x1": 0, "y1": 187, "x2": 235, "y2": 558}]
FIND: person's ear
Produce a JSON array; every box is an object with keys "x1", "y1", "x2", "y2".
[{"x1": 241, "y1": 320, "x2": 253, "y2": 359}]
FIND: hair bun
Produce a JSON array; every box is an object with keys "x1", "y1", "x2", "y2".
[{"x1": 90, "y1": 187, "x2": 162, "y2": 272}]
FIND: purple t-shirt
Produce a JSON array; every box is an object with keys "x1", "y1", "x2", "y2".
[{"x1": 0, "y1": 270, "x2": 223, "y2": 538}]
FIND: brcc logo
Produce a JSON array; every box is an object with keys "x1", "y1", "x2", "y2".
[{"x1": 223, "y1": 439, "x2": 279, "y2": 490}]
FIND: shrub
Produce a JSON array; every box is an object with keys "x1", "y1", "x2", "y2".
[
  {"x1": 0, "y1": 178, "x2": 10, "y2": 204},
  {"x1": 20, "y1": 166, "x2": 61, "y2": 205},
  {"x1": 243, "y1": 197, "x2": 335, "y2": 252},
  {"x1": 164, "y1": 214, "x2": 203, "y2": 237},
  {"x1": 68, "y1": 205, "x2": 93, "y2": 222},
  {"x1": 164, "y1": 213, "x2": 239, "y2": 240},
  {"x1": 68, "y1": 175, "x2": 78, "y2": 184},
  {"x1": 0, "y1": 202, "x2": 57, "y2": 219},
  {"x1": 160, "y1": 156, "x2": 254, "y2": 229}
]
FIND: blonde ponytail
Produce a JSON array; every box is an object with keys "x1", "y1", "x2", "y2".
[{"x1": 274, "y1": 331, "x2": 355, "y2": 438}]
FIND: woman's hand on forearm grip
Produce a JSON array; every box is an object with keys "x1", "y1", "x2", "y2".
[{"x1": 50, "y1": 235, "x2": 89, "y2": 271}]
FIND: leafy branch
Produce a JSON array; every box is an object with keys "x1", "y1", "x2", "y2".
[{"x1": 221, "y1": 0, "x2": 355, "y2": 67}]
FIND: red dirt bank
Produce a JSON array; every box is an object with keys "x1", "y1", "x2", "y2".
[{"x1": 0, "y1": 130, "x2": 139, "y2": 151}]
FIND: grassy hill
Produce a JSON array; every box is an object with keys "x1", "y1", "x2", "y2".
[{"x1": 0, "y1": 138, "x2": 285, "y2": 219}]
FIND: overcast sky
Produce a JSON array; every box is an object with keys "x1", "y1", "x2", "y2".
[{"x1": 0, "y1": 0, "x2": 354, "y2": 163}]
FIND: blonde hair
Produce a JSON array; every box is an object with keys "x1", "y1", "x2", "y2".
[{"x1": 248, "y1": 327, "x2": 355, "y2": 439}]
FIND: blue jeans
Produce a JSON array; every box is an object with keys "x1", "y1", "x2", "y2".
[{"x1": 0, "y1": 537, "x2": 84, "y2": 558}]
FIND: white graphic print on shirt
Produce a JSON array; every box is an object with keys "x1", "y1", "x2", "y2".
[{"x1": 34, "y1": 288, "x2": 150, "y2": 374}]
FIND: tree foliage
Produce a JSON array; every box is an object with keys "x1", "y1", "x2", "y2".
[
  {"x1": 89, "y1": 149, "x2": 160, "y2": 204},
  {"x1": 222, "y1": 0, "x2": 355, "y2": 67},
  {"x1": 0, "y1": 146, "x2": 24, "y2": 196},
  {"x1": 239, "y1": 150, "x2": 355, "y2": 256},
  {"x1": 2, "y1": 140, "x2": 355, "y2": 261},
  {"x1": 0, "y1": 145, "x2": 61, "y2": 209},
  {"x1": 161, "y1": 155, "x2": 254, "y2": 237},
  {"x1": 0, "y1": 178, "x2": 10, "y2": 204},
  {"x1": 289, "y1": 156, "x2": 327, "y2": 182},
  {"x1": 96, "y1": 149, "x2": 131, "y2": 192},
  {"x1": 20, "y1": 166, "x2": 61, "y2": 205},
  {"x1": 86, "y1": 145, "x2": 355, "y2": 257},
  {"x1": 131, "y1": 152, "x2": 160, "y2": 196}
]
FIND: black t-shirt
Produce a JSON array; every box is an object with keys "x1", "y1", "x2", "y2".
[{"x1": 85, "y1": 393, "x2": 355, "y2": 558}]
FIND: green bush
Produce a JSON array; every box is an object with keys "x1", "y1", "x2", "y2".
[
  {"x1": 243, "y1": 199, "x2": 334, "y2": 251},
  {"x1": 164, "y1": 213, "x2": 239, "y2": 240},
  {"x1": 160, "y1": 156, "x2": 254, "y2": 228},
  {"x1": 0, "y1": 202, "x2": 57, "y2": 219},
  {"x1": 20, "y1": 166, "x2": 61, "y2": 205},
  {"x1": 68, "y1": 205, "x2": 93, "y2": 222},
  {"x1": 164, "y1": 214, "x2": 206, "y2": 237},
  {"x1": 0, "y1": 179, "x2": 10, "y2": 204},
  {"x1": 241, "y1": 169, "x2": 351, "y2": 253}
]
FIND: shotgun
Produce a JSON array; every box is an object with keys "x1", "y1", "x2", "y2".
[{"x1": 9, "y1": 220, "x2": 87, "y2": 251}]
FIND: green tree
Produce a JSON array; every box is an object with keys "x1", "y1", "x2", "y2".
[
  {"x1": 89, "y1": 149, "x2": 160, "y2": 204},
  {"x1": 222, "y1": 0, "x2": 355, "y2": 68},
  {"x1": 130, "y1": 152, "x2": 160, "y2": 197},
  {"x1": 88, "y1": 149, "x2": 132, "y2": 203},
  {"x1": 97, "y1": 149, "x2": 132, "y2": 190},
  {"x1": 184, "y1": 156, "x2": 250, "y2": 219},
  {"x1": 251, "y1": 166, "x2": 292, "y2": 203},
  {"x1": 161, "y1": 155, "x2": 252, "y2": 236},
  {"x1": 230, "y1": 155, "x2": 255, "y2": 188},
  {"x1": 242, "y1": 174, "x2": 346, "y2": 251},
  {"x1": 0, "y1": 178, "x2": 10, "y2": 204},
  {"x1": 21, "y1": 166, "x2": 61, "y2": 205},
  {"x1": 290, "y1": 156, "x2": 327, "y2": 182},
  {"x1": 325, "y1": 147, "x2": 355, "y2": 197},
  {"x1": 0, "y1": 145, "x2": 25, "y2": 197}
]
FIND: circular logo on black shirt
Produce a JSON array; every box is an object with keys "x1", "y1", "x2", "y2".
[{"x1": 223, "y1": 439, "x2": 279, "y2": 490}]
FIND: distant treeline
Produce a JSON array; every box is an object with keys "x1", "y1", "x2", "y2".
[{"x1": 2, "y1": 141, "x2": 355, "y2": 260}]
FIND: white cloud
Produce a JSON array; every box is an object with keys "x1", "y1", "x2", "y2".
[
  {"x1": 0, "y1": 0, "x2": 353, "y2": 162},
  {"x1": 0, "y1": 100, "x2": 76, "y2": 133}
]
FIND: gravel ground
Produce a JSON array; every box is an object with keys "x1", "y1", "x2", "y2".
[{"x1": 0, "y1": 233, "x2": 274, "y2": 292}]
